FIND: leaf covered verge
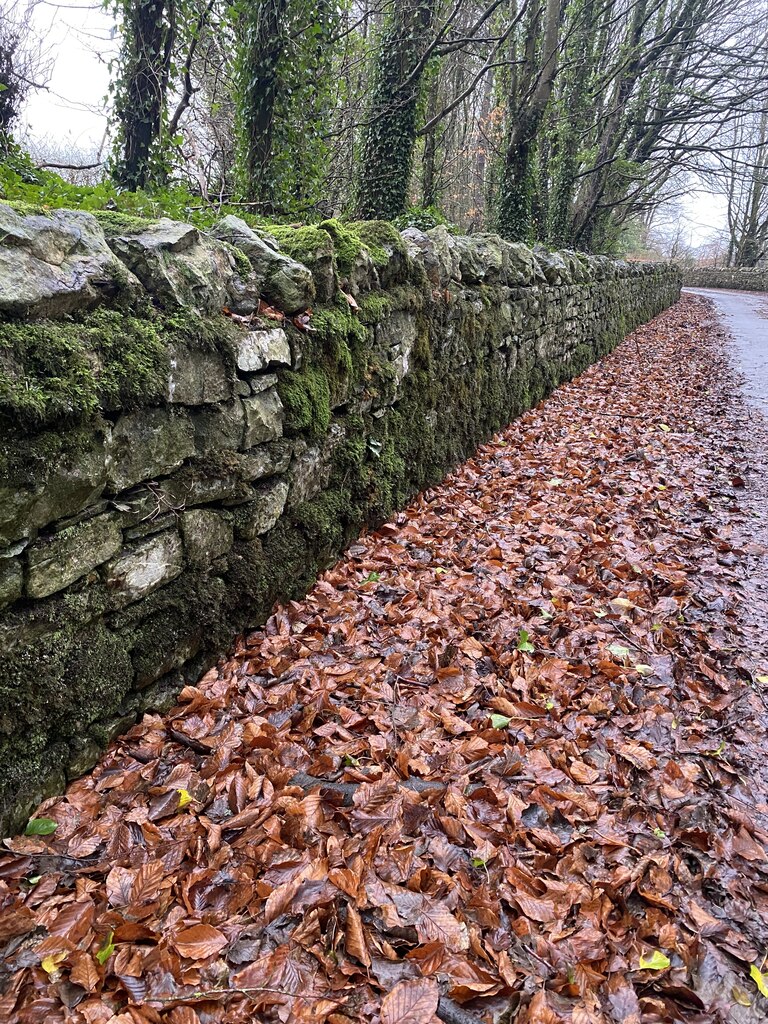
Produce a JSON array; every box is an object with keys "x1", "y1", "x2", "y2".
[{"x1": 0, "y1": 295, "x2": 766, "y2": 1024}]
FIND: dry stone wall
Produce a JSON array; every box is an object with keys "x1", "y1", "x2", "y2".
[
  {"x1": 0, "y1": 204, "x2": 681, "y2": 831},
  {"x1": 683, "y1": 267, "x2": 768, "y2": 292}
]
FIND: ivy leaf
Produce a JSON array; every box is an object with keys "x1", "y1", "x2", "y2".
[
  {"x1": 516, "y1": 629, "x2": 535, "y2": 653},
  {"x1": 751, "y1": 964, "x2": 768, "y2": 997},
  {"x1": 25, "y1": 818, "x2": 57, "y2": 836},
  {"x1": 639, "y1": 950, "x2": 671, "y2": 971}
]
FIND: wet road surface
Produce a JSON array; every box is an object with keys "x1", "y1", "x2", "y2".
[
  {"x1": 685, "y1": 288, "x2": 768, "y2": 679},
  {"x1": 685, "y1": 287, "x2": 768, "y2": 415}
]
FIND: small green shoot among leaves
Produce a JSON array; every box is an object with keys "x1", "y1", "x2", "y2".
[{"x1": 516, "y1": 629, "x2": 535, "y2": 653}]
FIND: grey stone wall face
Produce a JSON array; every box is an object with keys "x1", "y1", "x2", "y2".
[
  {"x1": 683, "y1": 267, "x2": 768, "y2": 292},
  {"x1": 0, "y1": 205, "x2": 681, "y2": 832}
]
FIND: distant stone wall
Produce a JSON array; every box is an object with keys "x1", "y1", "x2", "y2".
[
  {"x1": 683, "y1": 267, "x2": 768, "y2": 292},
  {"x1": 0, "y1": 204, "x2": 681, "y2": 832}
]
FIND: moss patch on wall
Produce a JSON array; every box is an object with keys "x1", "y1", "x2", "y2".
[{"x1": 0, "y1": 307, "x2": 239, "y2": 429}]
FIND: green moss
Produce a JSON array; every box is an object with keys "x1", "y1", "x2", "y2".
[
  {"x1": 387, "y1": 283, "x2": 426, "y2": 312},
  {"x1": 92, "y1": 210, "x2": 157, "y2": 235},
  {"x1": 0, "y1": 310, "x2": 167, "y2": 426},
  {"x1": 351, "y1": 220, "x2": 407, "y2": 267},
  {"x1": 357, "y1": 292, "x2": 392, "y2": 325},
  {"x1": 278, "y1": 365, "x2": 332, "y2": 438},
  {"x1": 0, "y1": 622, "x2": 133, "y2": 785},
  {"x1": 0, "y1": 307, "x2": 238, "y2": 429},
  {"x1": 292, "y1": 489, "x2": 349, "y2": 555},
  {"x1": 268, "y1": 224, "x2": 334, "y2": 268},
  {"x1": 316, "y1": 219, "x2": 366, "y2": 276},
  {"x1": 269, "y1": 219, "x2": 405, "y2": 282}
]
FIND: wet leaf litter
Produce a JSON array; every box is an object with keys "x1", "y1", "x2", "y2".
[{"x1": 2, "y1": 293, "x2": 767, "y2": 1023}]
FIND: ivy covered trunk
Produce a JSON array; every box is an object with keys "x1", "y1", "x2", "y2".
[
  {"x1": 113, "y1": 0, "x2": 174, "y2": 191},
  {"x1": 546, "y1": 0, "x2": 597, "y2": 247},
  {"x1": 354, "y1": 0, "x2": 438, "y2": 221},
  {"x1": 495, "y1": 125, "x2": 538, "y2": 243},
  {"x1": 235, "y1": 0, "x2": 289, "y2": 208},
  {"x1": 493, "y1": 0, "x2": 561, "y2": 244}
]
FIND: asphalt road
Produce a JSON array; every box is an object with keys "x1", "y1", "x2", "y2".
[
  {"x1": 684, "y1": 287, "x2": 768, "y2": 415},
  {"x1": 684, "y1": 287, "x2": 767, "y2": 678}
]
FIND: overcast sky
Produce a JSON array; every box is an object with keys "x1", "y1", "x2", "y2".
[
  {"x1": 21, "y1": 1, "x2": 115, "y2": 151},
  {"x1": 17, "y1": 0, "x2": 728, "y2": 249}
]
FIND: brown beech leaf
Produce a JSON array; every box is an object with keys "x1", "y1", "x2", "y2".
[
  {"x1": 171, "y1": 923, "x2": 228, "y2": 961},
  {"x1": 69, "y1": 952, "x2": 100, "y2": 993},
  {"x1": 380, "y1": 978, "x2": 439, "y2": 1024},
  {"x1": 415, "y1": 902, "x2": 468, "y2": 952},
  {"x1": 345, "y1": 904, "x2": 371, "y2": 968}
]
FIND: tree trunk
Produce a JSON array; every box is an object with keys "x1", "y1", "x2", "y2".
[
  {"x1": 354, "y1": 0, "x2": 438, "y2": 221},
  {"x1": 236, "y1": 0, "x2": 289, "y2": 206},
  {"x1": 494, "y1": 0, "x2": 561, "y2": 241},
  {"x1": 113, "y1": 0, "x2": 174, "y2": 191},
  {"x1": 422, "y1": 67, "x2": 440, "y2": 208}
]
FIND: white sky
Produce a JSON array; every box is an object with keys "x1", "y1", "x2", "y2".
[
  {"x1": 15, "y1": 0, "x2": 728, "y2": 250},
  {"x1": 20, "y1": 0, "x2": 115, "y2": 151}
]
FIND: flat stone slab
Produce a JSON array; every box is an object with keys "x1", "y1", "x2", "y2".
[
  {"x1": 105, "y1": 531, "x2": 183, "y2": 606},
  {"x1": 27, "y1": 515, "x2": 122, "y2": 599}
]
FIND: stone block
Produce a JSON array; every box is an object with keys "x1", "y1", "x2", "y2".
[
  {"x1": 105, "y1": 531, "x2": 183, "y2": 606},
  {"x1": 26, "y1": 515, "x2": 123, "y2": 600},
  {"x1": 250, "y1": 373, "x2": 279, "y2": 394},
  {"x1": 288, "y1": 425, "x2": 346, "y2": 506},
  {"x1": 106, "y1": 407, "x2": 195, "y2": 492},
  {"x1": 243, "y1": 388, "x2": 284, "y2": 447},
  {"x1": 191, "y1": 400, "x2": 245, "y2": 452},
  {"x1": 0, "y1": 432, "x2": 108, "y2": 546},
  {"x1": 108, "y1": 219, "x2": 258, "y2": 315},
  {"x1": 167, "y1": 343, "x2": 231, "y2": 404},
  {"x1": 66, "y1": 738, "x2": 102, "y2": 780},
  {"x1": 0, "y1": 554, "x2": 23, "y2": 607},
  {"x1": 0, "y1": 204, "x2": 141, "y2": 318},
  {"x1": 235, "y1": 478, "x2": 290, "y2": 539},
  {"x1": 211, "y1": 215, "x2": 315, "y2": 314},
  {"x1": 376, "y1": 310, "x2": 418, "y2": 351},
  {"x1": 181, "y1": 509, "x2": 234, "y2": 565},
  {"x1": 233, "y1": 328, "x2": 292, "y2": 372}
]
